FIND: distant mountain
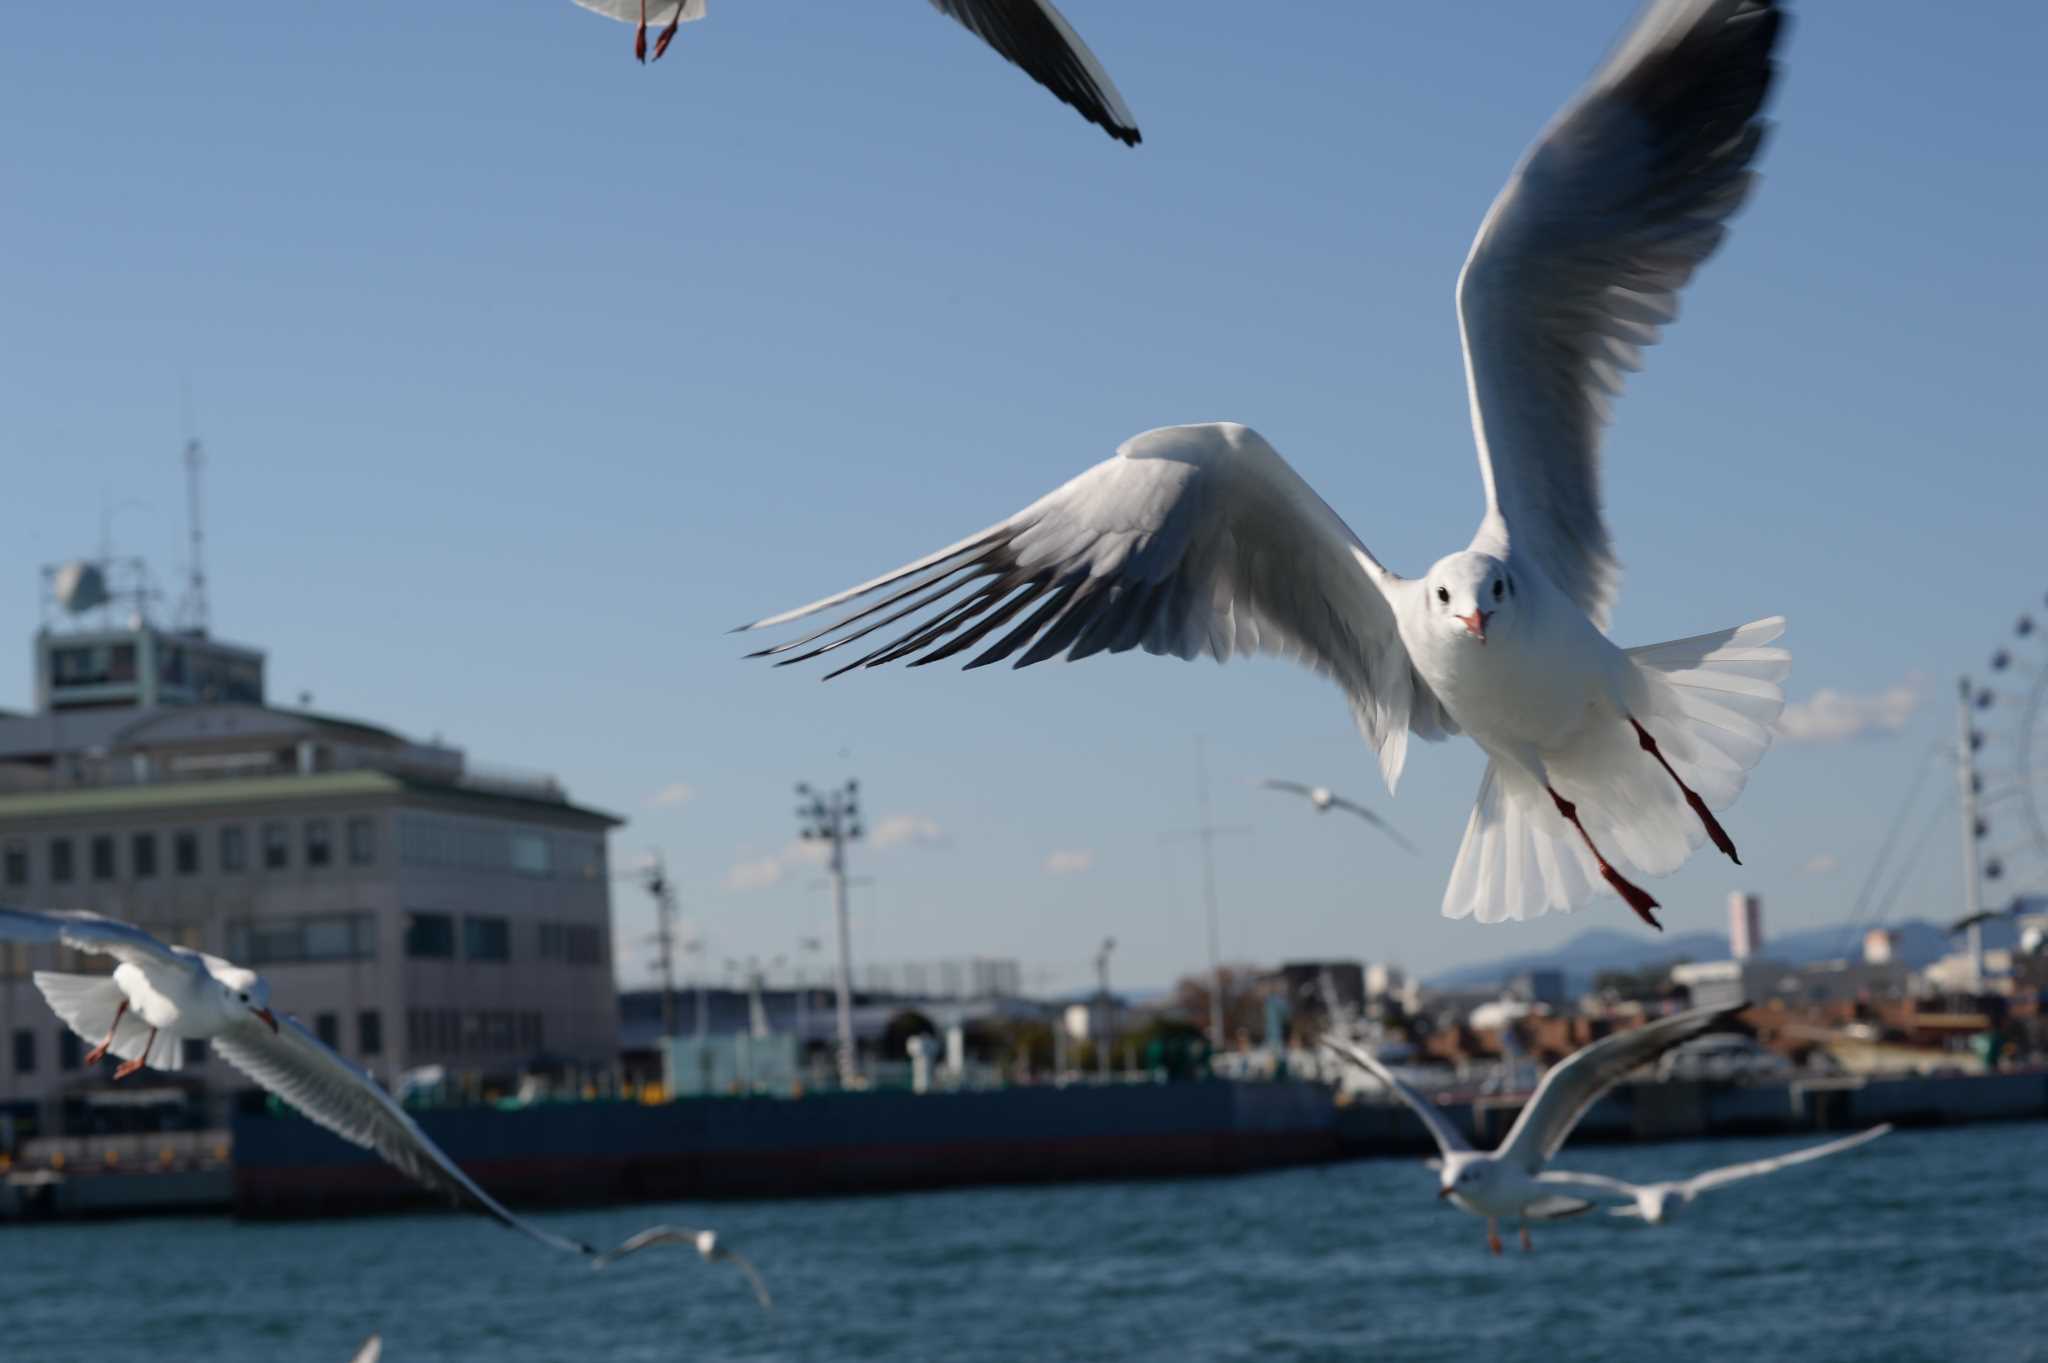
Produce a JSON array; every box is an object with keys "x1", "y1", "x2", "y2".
[{"x1": 1425, "y1": 917, "x2": 2019, "y2": 994}]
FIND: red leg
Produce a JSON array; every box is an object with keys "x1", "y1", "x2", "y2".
[
  {"x1": 652, "y1": 2, "x2": 683, "y2": 60},
  {"x1": 1486, "y1": 1218, "x2": 1503, "y2": 1256},
  {"x1": 112, "y1": 1028, "x2": 155, "y2": 1080},
  {"x1": 634, "y1": 0, "x2": 648, "y2": 63},
  {"x1": 1631, "y1": 718, "x2": 1740, "y2": 865},
  {"x1": 1548, "y1": 787, "x2": 1662, "y2": 930},
  {"x1": 82, "y1": 999, "x2": 128, "y2": 1067}
]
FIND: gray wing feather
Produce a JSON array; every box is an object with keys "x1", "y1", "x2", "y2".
[
  {"x1": 1497, "y1": 1002, "x2": 1744, "y2": 1171},
  {"x1": 929, "y1": 0, "x2": 1140, "y2": 145},
  {"x1": 1458, "y1": 0, "x2": 1787, "y2": 626},
  {"x1": 740, "y1": 422, "x2": 1453, "y2": 791},
  {"x1": 211, "y1": 1014, "x2": 596, "y2": 1257},
  {"x1": 1679, "y1": 1123, "x2": 1891, "y2": 1197},
  {"x1": 1321, "y1": 1036, "x2": 1471, "y2": 1158},
  {"x1": 1323, "y1": 795, "x2": 1418, "y2": 853}
]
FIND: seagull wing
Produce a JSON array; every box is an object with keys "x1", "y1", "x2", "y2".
[
  {"x1": 1497, "y1": 1002, "x2": 1743, "y2": 1171},
  {"x1": 592, "y1": 1225, "x2": 775, "y2": 1311},
  {"x1": 1321, "y1": 1036, "x2": 1470, "y2": 1159},
  {"x1": 1323, "y1": 795, "x2": 1419, "y2": 853},
  {"x1": 211, "y1": 1013, "x2": 596, "y2": 1257},
  {"x1": 1535, "y1": 1168, "x2": 1641, "y2": 1199},
  {"x1": 348, "y1": 1336, "x2": 383, "y2": 1363},
  {"x1": 929, "y1": 0, "x2": 1141, "y2": 145},
  {"x1": 1678, "y1": 1123, "x2": 1892, "y2": 1199},
  {"x1": 0, "y1": 904, "x2": 204, "y2": 981},
  {"x1": 1262, "y1": 779, "x2": 1316, "y2": 799},
  {"x1": 740, "y1": 422, "x2": 1452, "y2": 791},
  {"x1": 1457, "y1": 0, "x2": 1786, "y2": 626}
]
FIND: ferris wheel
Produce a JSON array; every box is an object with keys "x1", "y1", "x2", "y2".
[{"x1": 1974, "y1": 593, "x2": 2048, "y2": 911}]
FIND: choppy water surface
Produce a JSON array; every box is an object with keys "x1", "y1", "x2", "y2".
[{"x1": 5, "y1": 1121, "x2": 2044, "y2": 1363}]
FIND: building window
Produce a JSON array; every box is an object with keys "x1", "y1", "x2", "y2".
[
  {"x1": 463, "y1": 916, "x2": 510, "y2": 963},
  {"x1": 13, "y1": 1029, "x2": 36, "y2": 1074},
  {"x1": 49, "y1": 837, "x2": 75, "y2": 884},
  {"x1": 305, "y1": 819, "x2": 333, "y2": 869},
  {"x1": 315, "y1": 1013, "x2": 340, "y2": 1049},
  {"x1": 405, "y1": 912, "x2": 455, "y2": 960},
  {"x1": 347, "y1": 816, "x2": 377, "y2": 867},
  {"x1": 59, "y1": 1030, "x2": 82, "y2": 1071},
  {"x1": 220, "y1": 825, "x2": 247, "y2": 873},
  {"x1": 225, "y1": 913, "x2": 377, "y2": 965},
  {"x1": 262, "y1": 821, "x2": 289, "y2": 871},
  {"x1": 358, "y1": 1010, "x2": 382, "y2": 1057},
  {"x1": 2, "y1": 843, "x2": 27, "y2": 887},
  {"x1": 509, "y1": 833, "x2": 552, "y2": 877},
  {"x1": 90, "y1": 835, "x2": 116, "y2": 881},
  {"x1": 173, "y1": 830, "x2": 201, "y2": 876},
  {"x1": 131, "y1": 832, "x2": 159, "y2": 879},
  {"x1": 181, "y1": 1039, "x2": 208, "y2": 1066},
  {"x1": 539, "y1": 922, "x2": 604, "y2": 966}
]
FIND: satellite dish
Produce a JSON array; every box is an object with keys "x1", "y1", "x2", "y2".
[{"x1": 53, "y1": 560, "x2": 110, "y2": 613}]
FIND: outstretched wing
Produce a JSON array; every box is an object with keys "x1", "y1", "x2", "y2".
[
  {"x1": 212, "y1": 1013, "x2": 596, "y2": 1257},
  {"x1": 1497, "y1": 1002, "x2": 1743, "y2": 1171},
  {"x1": 0, "y1": 904, "x2": 202, "y2": 980},
  {"x1": 1680, "y1": 1123, "x2": 1891, "y2": 1198},
  {"x1": 1261, "y1": 779, "x2": 1316, "y2": 799},
  {"x1": 593, "y1": 1225, "x2": 775, "y2": 1311},
  {"x1": 1458, "y1": 0, "x2": 1787, "y2": 626},
  {"x1": 1324, "y1": 794, "x2": 1419, "y2": 854},
  {"x1": 1321, "y1": 1036, "x2": 1471, "y2": 1160},
  {"x1": 930, "y1": 0, "x2": 1141, "y2": 145},
  {"x1": 740, "y1": 422, "x2": 1451, "y2": 791}
]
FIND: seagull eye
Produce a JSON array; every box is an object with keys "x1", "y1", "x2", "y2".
[
  {"x1": 1492, "y1": 580, "x2": 1504, "y2": 601},
  {"x1": 1435, "y1": 586, "x2": 1450, "y2": 605}
]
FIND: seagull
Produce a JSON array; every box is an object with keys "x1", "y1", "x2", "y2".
[
  {"x1": 348, "y1": 1338, "x2": 382, "y2": 1363},
  {"x1": 736, "y1": 0, "x2": 1792, "y2": 930},
  {"x1": 1322, "y1": 1001, "x2": 1744, "y2": 1253},
  {"x1": 0, "y1": 905, "x2": 768, "y2": 1306},
  {"x1": 1261, "y1": 779, "x2": 1416, "y2": 853},
  {"x1": 592, "y1": 1226, "x2": 775, "y2": 1310},
  {"x1": 1536, "y1": 1123, "x2": 1892, "y2": 1224},
  {"x1": 569, "y1": 0, "x2": 1141, "y2": 146}
]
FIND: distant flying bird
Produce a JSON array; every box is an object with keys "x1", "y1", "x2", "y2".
[
  {"x1": 0, "y1": 906, "x2": 768, "y2": 1306},
  {"x1": 1323, "y1": 1002, "x2": 1744, "y2": 1253},
  {"x1": 593, "y1": 1226, "x2": 775, "y2": 1310},
  {"x1": 1261, "y1": 779, "x2": 1416, "y2": 854},
  {"x1": 1537, "y1": 1124, "x2": 1892, "y2": 1224},
  {"x1": 348, "y1": 1338, "x2": 382, "y2": 1363},
  {"x1": 569, "y1": 0, "x2": 1141, "y2": 146},
  {"x1": 738, "y1": 0, "x2": 1792, "y2": 930}
]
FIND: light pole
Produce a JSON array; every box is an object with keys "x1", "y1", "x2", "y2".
[
  {"x1": 797, "y1": 779, "x2": 863, "y2": 1087},
  {"x1": 1094, "y1": 936, "x2": 1116, "y2": 1080}
]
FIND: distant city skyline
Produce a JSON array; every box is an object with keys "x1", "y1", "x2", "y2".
[{"x1": 4, "y1": 2, "x2": 2042, "y2": 993}]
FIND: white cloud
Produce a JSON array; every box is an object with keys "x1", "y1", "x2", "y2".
[
  {"x1": 1043, "y1": 849, "x2": 1095, "y2": 876},
  {"x1": 1799, "y1": 853, "x2": 1840, "y2": 876},
  {"x1": 1777, "y1": 676, "x2": 1925, "y2": 744},
  {"x1": 647, "y1": 782, "x2": 696, "y2": 808},
  {"x1": 871, "y1": 813, "x2": 948, "y2": 850},
  {"x1": 720, "y1": 839, "x2": 828, "y2": 892}
]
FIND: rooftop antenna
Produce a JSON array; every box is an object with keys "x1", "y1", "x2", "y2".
[{"x1": 175, "y1": 435, "x2": 210, "y2": 635}]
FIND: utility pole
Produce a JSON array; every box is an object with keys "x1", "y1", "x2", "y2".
[
  {"x1": 1094, "y1": 936, "x2": 1116, "y2": 1080},
  {"x1": 623, "y1": 851, "x2": 683, "y2": 1040},
  {"x1": 1163, "y1": 741, "x2": 1252, "y2": 1052},
  {"x1": 1956, "y1": 678, "x2": 1987, "y2": 992},
  {"x1": 797, "y1": 779, "x2": 863, "y2": 1087}
]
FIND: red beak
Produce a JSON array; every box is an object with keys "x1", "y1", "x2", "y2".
[
  {"x1": 1456, "y1": 609, "x2": 1491, "y2": 643},
  {"x1": 253, "y1": 1007, "x2": 278, "y2": 1033},
  {"x1": 1438, "y1": 1185, "x2": 1455, "y2": 1200}
]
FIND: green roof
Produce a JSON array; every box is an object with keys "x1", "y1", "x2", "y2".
[{"x1": 0, "y1": 770, "x2": 620, "y2": 827}]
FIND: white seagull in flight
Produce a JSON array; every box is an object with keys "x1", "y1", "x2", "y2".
[
  {"x1": 738, "y1": 0, "x2": 1792, "y2": 929},
  {"x1": 1537, "y1": 1123, "x2": 1893, "y2": 1224},
  {"x1": 0, "y1": 906, "x2": 769, "y2": 1305},
  {"x1": 569, "y1": 0, "x2": 1141, "y2": 146},
  {"x1": 1261, "y1": 779, "x2": 1416, "y2": 854},
  {"x1": 1323, "y1": 1002, "x2": 1744, "y2": 1253}
]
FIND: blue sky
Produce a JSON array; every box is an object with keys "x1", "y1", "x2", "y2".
[{"x1": 4, "y1": 2, "x2": 2043, "y2": 995}]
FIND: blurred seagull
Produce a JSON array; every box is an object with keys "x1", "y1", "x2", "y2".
[
  {"x1": 739, "y1": 0, "x2": 1793, "y2": 929},
  {"x1": 1323, "y1": 1002, "x2": 1744, "y2": 1253},
  {"x1": 1536, "y1": 1124, "x2": 1892, "y2": 1224},
  {"x1": 593, "y1": 1226, "x2": 775, "y2": 1310},
  {"x1": 1261, "y1": 779, "x2": 1416, "y2": 853},
  {"x1": 348, "y1": 1338, "x2": 382, "y2": 1363},
  {"x1": 0, "y1": 905, "x2": 769, "y2": 1307},
  {"x1": 569, "y1": 0, "x2": 1141, "y2": 145}
]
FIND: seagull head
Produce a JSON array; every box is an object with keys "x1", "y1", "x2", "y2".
[
  {"x1": 218, "y1": 968, "x2": 278, "y2": 1032},
  {"x1": 694, "y1": 1229, "x2": 721, "y2": 1261},
  {"x1": 1637, "y1": 1189, "x2": 1675, "y2": 1225},
  {"x1": 1439, "y1": 1154, "x2": 1493, "y2": 1201},
  {"x1": 1424, "y1": 552, "x2": 1513, "y2": 646}
]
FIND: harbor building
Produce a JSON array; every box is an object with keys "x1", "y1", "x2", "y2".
[{"x1": 0, "y1": 558, "x2": 621, "y2": 1140}]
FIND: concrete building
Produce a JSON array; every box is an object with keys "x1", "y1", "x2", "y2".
[
  {"x1": 0, "y1": 571, "x2": 621, "y2": 1139},
  {"x1": 1729, "y1": 892, "x2": 1763, "y2": 960}
]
